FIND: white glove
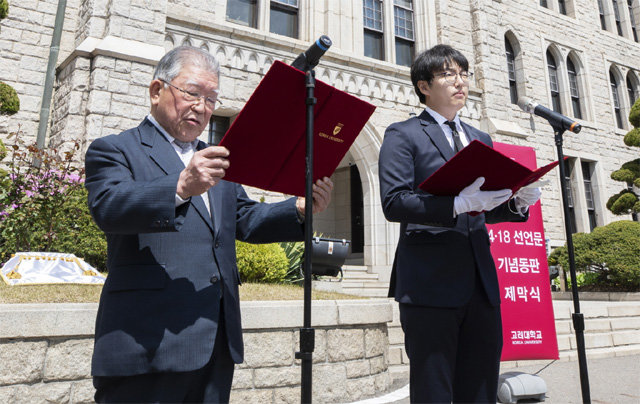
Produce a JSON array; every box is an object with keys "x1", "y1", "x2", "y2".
[
  {"x1": 514, "y1": 187, "x2": 542, "y2": 211},
  {"x1": 454, "y1": 177, "x2": 512, "y2": 215}
]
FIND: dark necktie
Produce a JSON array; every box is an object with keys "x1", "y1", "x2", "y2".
[
  {"x1": 173, "y1": 139, "x2": 193, "y2": 152},
  {"x1": 445, "y1": 121, "x2": 465, "y2": 153}
]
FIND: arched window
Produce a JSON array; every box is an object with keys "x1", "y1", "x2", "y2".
[
  {"x1": 558, "y1": 0, "x2": 567, "y2": 14},
  {"x1": 613, "y1": 0, "x2": 624, "y2": 35},
  {"x1": 505, "y1": 37, "x2": 518, "y2": 104},
  {"x1": 629, "y1": 0, "x2": 639, "y2": 42},
  {"x1": 610, "y1": 70, "x2": 624, "y2": 128},
  {"x1": 598, "y1": 0, "x2": 608, "y2": 29},
  {"x1": 627, "y1": 73, "x2": 639, "y2": 105},
  {"x1": 547, "y1": 50, "x2": 561, "y2": 113},
  {"x1": 567, "y1": 57, "x2": 582, "y2": 119}
]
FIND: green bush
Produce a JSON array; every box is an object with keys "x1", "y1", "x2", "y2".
[
  {"x1": 606, "y1": 190, "x2": 639, "y2": 215},
  {"x1": 548, "y1": 221, "x2": 640, "y2": 291},
  {"x1": 0, "y1": 0, "x2": 8, "y2": 20},
  {"x1": 630, "y1": 97, "x2": 640, "y2": 128},
  {"x1": 47, "y1": 186, "x2": 107, "y2": 271},
  {"x1": 552, "y1": 271, "x2": 600, "y2": 290},
  {"x1": 236, "y1": 241, "x2": 289, "y2": 283},
  {"x1": 0, "y1": 82, "x2": 19, "y2": 115},
  {"x1": 625, "y1": 127, "x2": 640, "y2": 147}
]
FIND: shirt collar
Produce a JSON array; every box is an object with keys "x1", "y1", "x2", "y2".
[
  {"x1": 146, "y1": 114, "x2": 198, "y2": 149},
  {"x1": 423, "y1": 106, "x2": 461, "y2": 130}
]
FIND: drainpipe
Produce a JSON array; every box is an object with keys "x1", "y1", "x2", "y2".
[{"x1": 36, "y1": 0, "x2": 67, "y2": 149}]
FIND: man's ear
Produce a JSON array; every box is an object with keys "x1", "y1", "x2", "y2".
[
  {"x1": 149, "y1": 79, "x2": 163, "y2": 107},
  {"x1": 417, "y1": 80, "x2": 431, "y2": 98}
]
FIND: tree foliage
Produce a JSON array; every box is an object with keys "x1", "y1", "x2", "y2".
[
  {"x1": 0, "y1": 82, "x2": 20, "y2": 115},
  {"x1": 548, "y1": 221, "x2": 640, "y2": 291},
  {"x1": 607, "y1": 97, "x2": 640, "y2": 216},
  {"x1": 0, "y1": 0, "x2": 8, "y2": 20}
]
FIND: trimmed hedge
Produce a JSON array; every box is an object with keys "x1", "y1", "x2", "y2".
[{"x1": 236, "y1": 241, "x2": 289, "y2": 283}]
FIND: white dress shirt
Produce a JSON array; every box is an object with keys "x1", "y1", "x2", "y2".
[{"x1": 147, "y1": 114, "x2": 211, "y2": 216}]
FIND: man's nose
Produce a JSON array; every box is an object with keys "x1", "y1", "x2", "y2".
[{"x1": 191, "y1": 99, "x2": 206, "y2": 112}]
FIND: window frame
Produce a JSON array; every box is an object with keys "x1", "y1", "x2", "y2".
[
  {"x1": 610, "y1": 68, "x2": 624, "y2": 129},
  {"x1": 225, "y1": 0, "x2": 259, "y2": 28},
  {"x1": 505, "y1": 36, "x2": 518, "y2": 105},
  {"x1": 269, "y1": 0, "x2": 299, "y2": 38},
  {"x1": 393, "y1": 0, "x2": 415, "y2": 67},
  {"x1": 547, "y1": 50, "x2": 562, "y2": 113},
  {"x1": 363, "y1": 0, "x2": 385, "y2": 61},
  {"x1": 566, "y1": 56, "x2": 582, "y2": 119}
]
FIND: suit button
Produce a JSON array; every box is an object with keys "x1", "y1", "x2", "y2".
[
  {"x1": 215, "y1": 241, "x2": 221, "y2": 248},
  {"x1": 210, "y1": 275, "x2": 219, "y2": 283}
]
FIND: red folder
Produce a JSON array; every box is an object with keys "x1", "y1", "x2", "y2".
[
  {"x1": 218, "y1": 60, "x2": 376, "y2": 196},
  {"x1": 419, "y1": 140, "x2": 560, "y2": 196}
]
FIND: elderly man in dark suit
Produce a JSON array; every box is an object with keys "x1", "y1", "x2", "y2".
[
  {"x1": 85, "y1": 45, "x2": 333, "y2": 403},
  {"x1": 378, "y1": 44, "x2": 541, "y2": 403}
]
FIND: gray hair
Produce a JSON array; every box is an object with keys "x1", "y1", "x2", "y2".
[{"x1": 153, "y1": 46, "x2": 220, "y2": 83}]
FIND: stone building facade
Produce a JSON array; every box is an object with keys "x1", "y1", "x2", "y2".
[{"x1": 1, "y1": 0, "x2": 639, "y2": 281}]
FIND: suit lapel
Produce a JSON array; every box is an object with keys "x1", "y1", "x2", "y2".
[
  {"x1": 460, "y1": 121, "x2": 485, "y2": 145},
  {"x1": 418, "y1": 110, "x2": 455, "y2": 161},
  {"x1": 140, "y1": 119, "x2": 215, "y2": 234},
  {"x1": 141, "y1": 119, "x2": 185, "y2": 175}
]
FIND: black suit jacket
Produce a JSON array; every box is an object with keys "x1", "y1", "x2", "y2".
[
  {"x1": 379, "y1": 111, "x2": 527, "y2": 308},
  {"x1": 85, "y1": 118, "x2": 304, "y2": 377}
]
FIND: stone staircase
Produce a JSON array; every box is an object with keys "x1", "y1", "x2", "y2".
[{"x1": 312, "y1": 265, "x2": 390, "y2": 297}]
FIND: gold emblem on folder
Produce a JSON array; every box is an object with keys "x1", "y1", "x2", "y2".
[
  {"x1": 319, "y1": 122, "x2": 346, "y2": 143},
  {"x1": 333, "y1": 123, "x2": 344, "y2": 136}
]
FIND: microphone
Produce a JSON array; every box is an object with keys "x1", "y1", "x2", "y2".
[
  {"x1": 291, "y1": 35, "x2": 332, "y2": 71},
  {"x1": 517, "y1": 96, "x2": 582, "y2": 134}
]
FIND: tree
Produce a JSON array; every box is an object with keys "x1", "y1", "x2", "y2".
[
  {"x1": 0, "y1": 0, "x2": 8, "y2": 20},
  {"x1": 0, "y1": 1, "x2": 19, "y2": 117},
  {"x1": 607, "y1": 98, "x2": 640, "y2": 218},
  {"x1": 548, "y1": 221, "x2": 640, "y2": 291}
]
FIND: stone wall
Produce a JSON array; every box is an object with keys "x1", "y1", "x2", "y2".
[
  {"x1": 0, "y1": 300, "x2": 393, "y2": 404},
  {"x1": 387, "y1": 298, "x2": 640, "y2": 376}
]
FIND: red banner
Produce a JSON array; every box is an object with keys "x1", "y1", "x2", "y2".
[{"x1": 488, "y1": 142, "x2": 559, "y2": 361}]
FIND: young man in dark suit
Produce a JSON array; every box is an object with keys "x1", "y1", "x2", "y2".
[
  {"x1": 378, "y1": 44, "x2": 541, "y2": 403},
  {"x1": 85, "y1": 46, "x2": 333, "y2": 403}
]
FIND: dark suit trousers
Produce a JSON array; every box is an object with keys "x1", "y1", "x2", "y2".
[
  {"x1": 399, "y1": 278, "x2": 503, "y2": 403},
  {"x1": 94, "y1": 304, "x2": 234, "y2": 404}
]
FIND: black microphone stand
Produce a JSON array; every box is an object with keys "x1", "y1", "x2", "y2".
[
  {"x1": 296, "y1": 66, "x2": 316, "y2": 404},
  {"x1": 554, "y1": 126, "x2": 591, "y2": 403}
]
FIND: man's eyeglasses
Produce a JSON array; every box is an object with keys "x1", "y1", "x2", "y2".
[
  {"x1": 160, "y1": 79, "x2": 220, "y2": 110},
  {"x1": 434, "y1": 71, "x2": 473, "y2": 84}
]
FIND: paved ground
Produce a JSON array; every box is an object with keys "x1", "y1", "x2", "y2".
[{"x1": 353, "y1": 354, "x2": 640, "y2": 403}]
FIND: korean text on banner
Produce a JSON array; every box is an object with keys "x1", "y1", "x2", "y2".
[{"x1": 489, "y1": 142, "x2": 559, "y2": 361}]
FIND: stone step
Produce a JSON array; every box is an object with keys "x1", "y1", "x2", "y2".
[
  {"x1": 341, "y1": 287, "x2": 390, "y2": 297},
  {"x1": 342, "y1": 280, "x2": 388, "y2": 288},
  {"x1": 342, "y1": 272, "x2": 380, "y2": 281}
]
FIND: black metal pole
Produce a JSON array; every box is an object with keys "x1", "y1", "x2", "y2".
[
  {"x1": 296, "y1": 68, "x2": 316, "y2": 404},
  {"x1": 555, "y1": 128, "x2": 591, "y2": 404}
]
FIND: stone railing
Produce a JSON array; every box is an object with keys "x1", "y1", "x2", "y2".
[{"x1": 0, "y1": 300, "x2": 393, "y2": 404}]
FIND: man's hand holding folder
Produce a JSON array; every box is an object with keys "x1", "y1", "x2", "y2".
[
  {"x1": 453, "y1": 177, "x2": 512, "y2": 216},
  {"x1": 420, "y1": 140, "x2": 555, "y2": 215}
]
